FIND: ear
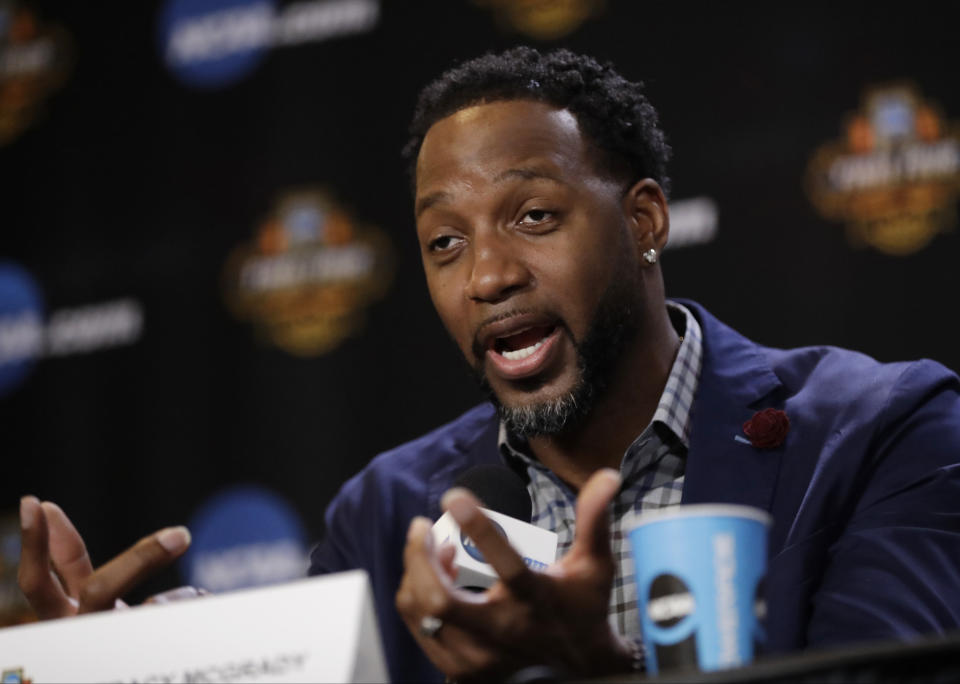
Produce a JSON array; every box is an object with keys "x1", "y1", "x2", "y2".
[{"x1": 622, "y1": 179, "x2": 669, "y2": 259}]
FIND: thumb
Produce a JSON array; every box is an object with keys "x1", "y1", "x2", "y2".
[{"x1": 42, "y1": 501, "x2": 94, "y2": 598}]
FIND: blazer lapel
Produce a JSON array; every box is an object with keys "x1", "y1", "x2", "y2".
[
  {"x1": 425, "y1": 406, "x2": 501, "y2": 520},
  {"x1": 679, "y1": 302, "x2": 785, "y2": 515}
]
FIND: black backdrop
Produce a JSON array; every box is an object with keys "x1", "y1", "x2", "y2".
[{"x1": 3, "y1": 1, "x2": 959, "y2": 606}]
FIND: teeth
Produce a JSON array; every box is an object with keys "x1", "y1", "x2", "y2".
[{"x1": 501, "y1": 339, "x2": 545, "y2": 361}]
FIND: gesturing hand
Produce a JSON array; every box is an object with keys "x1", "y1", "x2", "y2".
[
  {"x1": 18, "y1": 496, "x2": 192, "y2": 619},
  {"x1": 395, "y1": 468, "x2": 636, "y2": 682}
]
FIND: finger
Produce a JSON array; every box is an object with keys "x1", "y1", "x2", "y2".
[
  {"x1": 398, "y1": 518, "x2": 459, "y2": 618},
  {"x1": 437, "y1": 542, "x2": 457, "y2": 580},
  {"x1": 442, "y1": 488, "x2": 535, "y2": 597},
  {"x1": 396, "y1": 520, "x2": 471, "y2": 677},
  {"x1": 77, "y1": 526, "x2": 191, "y2": 614},
  {"x1": 41, "y1": 501, "x2": 94, "y2": 598},
  {"x1": 396, "y1": 516, "x2": 491, "y2": 651},
  {"x1": 570, "y1": 469, "x2": 621, "y2": 559},
  {"x1": 413, "y1": 619, "x2": 502, "y2": 680},
  {"x1": 407, "y1": 620, "x2": 473, "y2": 678},
  {"x1": 408, "y1": 516, "x2": 435, "y2": 555},
  {"x1": 401, "y1": 517, "x2": 438, "y2": 581},
  {"x1": 18, "y1": 496, "x2": 75, "y2": 619},
  {"x1": 396, "y1": 523, "x2": 500, "y2": 682}
]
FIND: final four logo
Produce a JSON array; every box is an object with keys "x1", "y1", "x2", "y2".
[
  {"x1": 806, "y1": 85, "x2": 960, "y2": 256},
  {"x1": 222, "y1": 189, "x2": 393, "y2": 356},
  {"x1": 473, "y1": 0, "x2": 604, "y2": 40},
  {"x1": 1, "y1": 669, "x2": 32, "y2": 684},
  {"x1": 0, "y1": 1, "x2": 71, "y2": 145}
]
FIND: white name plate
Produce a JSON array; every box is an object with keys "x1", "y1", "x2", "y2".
[{"x1": 0, "y1": 570, "x2": 387, "y2": 683}]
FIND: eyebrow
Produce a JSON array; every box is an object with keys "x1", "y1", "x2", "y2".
[
  {"x1": 492, "y1": 167, "x2": 567, "y2": 185},
  {"x1": 415, "y1": 191, "x2": 451, "y2": 219},
  {"x1": 415, "y1": 167, "x2": 567, "y2": 218}
]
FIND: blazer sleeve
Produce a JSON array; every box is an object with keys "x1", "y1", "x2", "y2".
[
  {"x1": 308, "y1": 474, "x2": 364, "y2": 576},
  {"x1": 806, "y1": 360, "x2": 960, "y2": 646},
  {"x1": 305, "y1": 449, "x2": 445, "y2": 683}
]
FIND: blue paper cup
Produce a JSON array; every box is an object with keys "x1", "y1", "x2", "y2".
[{"x1": 628, "y1": 504, "x2": 772, "y2": 674}]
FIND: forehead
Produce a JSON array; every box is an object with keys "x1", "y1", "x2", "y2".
[{"x1": 415, "y1": 100, "x2": 593, "y2": 196}]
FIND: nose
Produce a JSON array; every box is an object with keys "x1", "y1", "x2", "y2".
[{"x1": 464, "y1": 231, "x2": 532, "y2": 303}]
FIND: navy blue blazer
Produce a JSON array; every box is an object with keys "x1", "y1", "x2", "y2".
[{"x1": 310, "y1": 301, "x2": 960, "y2": 682}]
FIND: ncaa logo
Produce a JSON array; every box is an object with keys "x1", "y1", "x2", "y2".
[
  {"x1": 0, "y1": 262, "x2": 44, "y2": 398},
  {"x1": 159, "y1": 0, "x2": 275, "y2": 88},
  {"x1": 181, "y1": 485, "x2": 307, "y2": 592},
  {"x1": 460, "y1": 520, "x2": 507, "y2": 563},
  {"x1": 158, "y1": 0, "x2": 380, "y2": 89}
]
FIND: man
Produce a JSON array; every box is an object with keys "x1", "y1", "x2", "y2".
[
  {"x1": 309, "y1": 47, "x2": 960, "y2": 681},
  {"x1": 19, "y1": 47, "x2": 960, "y2": 683}
]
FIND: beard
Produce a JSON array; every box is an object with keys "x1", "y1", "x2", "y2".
[{"x1": 473, "y1": 276, "x2": 640, "y2": 440}]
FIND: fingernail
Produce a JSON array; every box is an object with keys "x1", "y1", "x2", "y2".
[
  {"x1": 407, "y1": 517, "x2": 429, "y2": 543},
  {"x1": 20, "y1": 496, "x2": 38, "y2": 528},
  {"x1": 443, "y1": 493, "x2": 476, "y2": 525},
  {"x1": 157, "y1": 526, "x2": 191, "y2": 553},
  {"x1": 603, "y1": 468, "x2": 622, "y2": 486}
]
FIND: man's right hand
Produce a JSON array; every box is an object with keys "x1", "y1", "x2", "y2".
[
  {"x1": 18, "y1": 495, "x2": 191, "y2": 619},
  {"x1": 395, "y1": 469, "x2": 636, "y2": 681}
]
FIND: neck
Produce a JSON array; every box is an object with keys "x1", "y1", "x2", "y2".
[{"x1": 527, "y1": 300, "x2": 680, "y2": 491}]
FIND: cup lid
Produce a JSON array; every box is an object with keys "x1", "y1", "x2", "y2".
[{"x1": 627, "y1": 503, "x2": 773, "y2": 529}]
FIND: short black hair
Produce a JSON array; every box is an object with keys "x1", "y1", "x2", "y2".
[{"x1": 403, "y1": 46, "x2": 672, "y2": 196}]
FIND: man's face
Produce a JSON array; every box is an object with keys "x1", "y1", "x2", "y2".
[{"x1": 414, "y1": 100, "x2": 643, "y2": 435}]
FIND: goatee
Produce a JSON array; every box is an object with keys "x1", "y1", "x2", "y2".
[{"x1": 475, "y1": 278, "x2": 640, "y2": 439}]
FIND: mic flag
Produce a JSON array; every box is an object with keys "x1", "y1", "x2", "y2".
[{"x1": 434, "y1": 465, "x2": 557, "y2": 591}]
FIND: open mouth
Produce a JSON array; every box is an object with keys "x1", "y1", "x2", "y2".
[
  {"x1": 478, "y1": 316, "x2": 564, "y2": 381},
  {"x1": 493, "y1": 325, "x2": 556, "y2": 360}
]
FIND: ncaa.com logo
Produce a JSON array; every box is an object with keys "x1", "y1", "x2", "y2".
[
  {"x1": 159, "y1": 0, "x2": 379, "y2": 88},
  {"x1": 0, "y1": 261, "x2": 143, "y2": 398}
]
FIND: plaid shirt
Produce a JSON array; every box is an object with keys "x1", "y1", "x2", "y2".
[{"x1": 499, "y1": 302, "x2": 703, "y2": 657}]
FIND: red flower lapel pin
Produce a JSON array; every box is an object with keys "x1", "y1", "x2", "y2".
[{"x1": 742, "y1": 408, "x2": 790, "y2": 448}]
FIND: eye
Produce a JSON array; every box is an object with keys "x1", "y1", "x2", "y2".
[
  {"x1": 427, "y1": 234, "x2": 464, "y2": 252},
  {"x1": 518, "y1": 209, "x2": 554, "y2": 226}
]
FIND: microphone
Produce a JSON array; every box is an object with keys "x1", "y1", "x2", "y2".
[
  {"x1": 432, "y1": 465, "x2": 558, "y2": 591},
  {"x1": 454, "y1": 463, "x2": 533, "y2": 522}
]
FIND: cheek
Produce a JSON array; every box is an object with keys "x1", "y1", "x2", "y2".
[
  {"x1": 578, "y1": 218, "x2": 636, "y2": 284},
  {"x1": 426, "y1": 271, "x2": 473, "y2": 349},
  {"x1": 540, "y1": 229, "x2": 624, "y2": 301},
  {"x1": 536, "y1": 236, "x2": 633, "y2": 343}
]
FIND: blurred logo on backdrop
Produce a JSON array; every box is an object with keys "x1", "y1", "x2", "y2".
[
  {"x1": 474, "y1": 0, "x2": 604, "y2": 40},
  {"x1": 0, "y1": 1, "x2": 71, "y2": 146},
  {"x1": 181, "y1": 485, "x2": 307, "y2": 592},
  {"x1": 0, "y1": 262, "x2": 144, "y2": 398},
  {"x1": 222, "y1": 189, "x2": 393, "y2": 357},
  {"x1": 159, "y1": 0, "x2": 379, "y2": 89},
  {"x1": 665, "y1": 197, "x2": 719, "y2": 251},
  {"x1": 806, "y1": 85, "x2": 960, "y2": 256}
]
